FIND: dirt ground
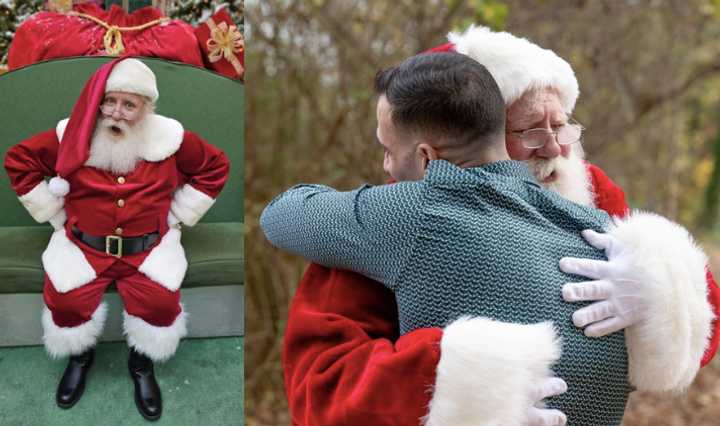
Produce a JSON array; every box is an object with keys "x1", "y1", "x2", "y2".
[{"x1": 623, "y1": 357, "x2": 720, "y2": 425}]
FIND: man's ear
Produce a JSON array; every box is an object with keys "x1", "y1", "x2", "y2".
[{"x1": 417, "y1": 143, "x2": 439, "y2": 169}]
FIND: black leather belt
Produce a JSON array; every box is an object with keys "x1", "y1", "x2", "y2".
[{"x1": 72, "y1": 227, "x2": 159, "y2": 258}]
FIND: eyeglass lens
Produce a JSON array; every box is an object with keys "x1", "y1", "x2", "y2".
[
  {"x1": 522, "y1": 124, "x2": 582, "y2": 149},
  {"x1": 100, "y1": 100, "x2": 137, "y2": 118}
]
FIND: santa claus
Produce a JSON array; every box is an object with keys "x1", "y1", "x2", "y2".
[
  {"x1": 280, "y1": 26, "x2": 719, "y2": 425},
  {"x1": 4, "y1": 57, "x2": 229, "y2": 421}
]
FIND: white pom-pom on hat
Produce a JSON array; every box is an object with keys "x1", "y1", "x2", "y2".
[{"x1": 48, "y1": 176, "x2": 70, "y2": 197}]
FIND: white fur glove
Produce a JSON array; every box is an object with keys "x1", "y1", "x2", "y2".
[
  {"x1": 560, "y1": 229, "x2": 646, "y2": 337},
  {"x1": 523, "y1": 377, "x2": 568, "y2": 426},
  {"x1": 48, "y1": 209, "x2": 67, "y2": 231}
]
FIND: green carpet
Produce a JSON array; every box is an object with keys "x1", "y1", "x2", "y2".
[{"x1": 0, "y1": 337, "x2": 244, "y2": 425}]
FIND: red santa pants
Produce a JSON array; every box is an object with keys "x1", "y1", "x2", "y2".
[{"x1": 44, "y1": 260, "x2": 181, "y2": 328}]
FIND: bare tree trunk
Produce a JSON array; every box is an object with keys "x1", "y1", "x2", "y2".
[{"x1": 698, "y1": 117, "x2": 720, "y2": 231}]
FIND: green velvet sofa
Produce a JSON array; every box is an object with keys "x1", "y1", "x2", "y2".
[{"x1": 0, "y1": 57, "x2": 243, "y2": 346}]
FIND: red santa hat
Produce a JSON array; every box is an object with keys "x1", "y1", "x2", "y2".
[
  {"x1": 105, "y1": 58, "x2": 159, "y2": 103},
  {"x1": 49, "y1": 57, "x2": 158, "y2": 196},
  {"x1": 427, "y1": 26, "x2": 579, "y2": 113}
]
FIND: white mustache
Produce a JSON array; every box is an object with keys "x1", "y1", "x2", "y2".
[
  {"x1": 100, "y1": 118, "x2": 131, "y2": 133},
  {"x1": 526, "y1": 157, "x2": 558, "y2": 181}
]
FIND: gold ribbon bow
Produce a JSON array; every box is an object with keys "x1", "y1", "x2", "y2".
[
  {"x1": 206, "y1": 19, "x2": 244, "y2": 76},
  {"x1": 103, "y1": 26, "x2": 125, "y2": 56},
  {"x1": 69, "y1": 12, "x2": 169, "y2": 56}
]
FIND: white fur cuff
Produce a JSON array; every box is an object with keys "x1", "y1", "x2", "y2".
[
  {"x1": 138, "y1": 228, "x2": 187, "y2": 292},
  {"x1": 424, "y1": 317, "x2": 561, "y2": 426},
  {"x1": 608, "y1": 212, "x2": 715, "y2": 393},
  {"x1": 18, "y1": 180, "x2": 64, "y2": 223},
  {"x1": 123, "y1": 307, "x2": 187, "y2": 362},
  {"x1": 170, "y1": 184, "x2": 215, "y2": 227},
  {"x1": 42, "y1": 303, "x2": 107, "y2": 358}
]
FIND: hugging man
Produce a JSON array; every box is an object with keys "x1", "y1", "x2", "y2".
[{"x1": 262, "y1": 51, "x2": 713, "y2": 425}]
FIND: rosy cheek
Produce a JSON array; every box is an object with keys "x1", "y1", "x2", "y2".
[
  {"x1": 560, "y1": 144, "x2": 573, "y2": 158},
  {"x1": 506, "y1": 137, "x2": 533, "y2": 160}
]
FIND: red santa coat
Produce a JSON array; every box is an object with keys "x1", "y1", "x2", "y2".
[
  {"x1": 282, "y1": 163, "x2": 720, "y2": 426},
  {"x1": 4, "y1": 114, "x2": 229, "y2": 293}
]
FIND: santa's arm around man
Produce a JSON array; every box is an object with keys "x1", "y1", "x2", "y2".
[{"x1": 280, "y1": 27, "x2": 719, "y2": 426}]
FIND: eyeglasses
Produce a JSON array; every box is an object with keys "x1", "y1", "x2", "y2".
[
  {"x1": 99, "y1": 98, "x2": 141, "y2": 120},
  {"x1": 508, "y1": 118, "x2": 585, "y2": 149}
]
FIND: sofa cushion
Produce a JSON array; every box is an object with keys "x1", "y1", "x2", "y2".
[{"x1": 0, "y1": 222, "x2": 242, "y2": 294}]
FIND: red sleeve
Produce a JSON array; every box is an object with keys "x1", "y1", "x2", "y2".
[
  {"x1": 283, "y1": 263, "x2": 442, "y2": 426},
  {"x1": 587, "y1": 161, "x2": 720, "y2": 366},
  {"x1": 702, "y1": 269, "x2": 720, "y2": 365},
  {"x1": 3, "y1": 129, "x2": 58, "y2": 195},
  {"x1": 586, "y1": 162, "x2": 630, "y2": 218},
  {"x1": 174, "y1": 131, "x2": 230, "y2": 198}
]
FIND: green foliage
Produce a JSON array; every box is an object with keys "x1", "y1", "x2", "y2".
[
  {"x1": 168, "y1": 0, "x2": 244, "y2": 27},
  {"x1": 448, "y1": 0, "x2": 508, "y2": 31},
  {"x1": 0, "y1": 0, "x2": 44, "y2": 66}
]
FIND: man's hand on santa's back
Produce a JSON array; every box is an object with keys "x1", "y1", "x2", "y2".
[{"x1": 559, "y1": 229, "x2": 646, "y2": 337}]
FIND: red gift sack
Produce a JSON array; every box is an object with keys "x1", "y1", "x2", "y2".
[{"x1": 8, "y1": 3, "x2": 204, "y2": 70}]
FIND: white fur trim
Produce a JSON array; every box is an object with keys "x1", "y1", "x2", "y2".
[
  {"x1": 56, "y1": 118, "x2": 69, "y2": 142},
  {"x1": 424, "y1": 317, "x2": 561, "y2": 426},
  {"x1": 138, "y1": 228, "x2": 187, "y2": 292},
  {"x1": 48, "y1": 176, "x2": 70, "y2": 197},
  {"x1": 170, "y1": 184, "x2": 216, "y2": 227},
  {"x1": 57, "y1": 114, "x2": 183, "y2": 163},
  {"x1": 42, "y1": 229, "x2": 97, "y2": 293},
  {"x1": 607, "y1": 211, "x2": 714, "y2": 393},
  {"x1": 123, "y1": 306, "x2": 187, "y2": 362},
  {"x1": 139, "y1": 114, "x2": 184, "y2": 161},
  {"x1": 42, "y1": 303, "x2": 107, "y2": 358},
  {"x1": 449, "y1": 25, "x2": 579, "y2": 112},
  {"x1": 18, "y1": 180, "x2": 64, "y2": 223},
  {"x1": 48, "y1": 208, "x2": 67, "y2": 231},
  {"x1": 106, "y1": 58, "x2": 159, "y2": 102}
]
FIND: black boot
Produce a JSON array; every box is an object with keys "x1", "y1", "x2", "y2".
[
  {"x1": 56, "y1": 348, "x2": 95, "y2": 409},
  {"x1": 128, "y1": 348, "x2": 162, "y2": 421}
]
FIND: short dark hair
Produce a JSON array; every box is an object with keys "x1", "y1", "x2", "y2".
[{"x1": 374, "y1": 52, "x2": 505, "y2": 147}]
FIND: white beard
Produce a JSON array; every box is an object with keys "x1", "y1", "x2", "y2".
[
  {"x1": 525, "y1": 145, "x2": 595, "y2": 207},
  {"x1": 85, "y1": 118, "x2": 145, "y2": 175}
]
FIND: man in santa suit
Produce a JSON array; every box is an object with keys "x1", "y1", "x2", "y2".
[
  {"x1": 280, "y1": 26, "x2": 720, "y2": 425},
  {"x1": 4, "y1": 57, "x2": 229, "y2": 421}
]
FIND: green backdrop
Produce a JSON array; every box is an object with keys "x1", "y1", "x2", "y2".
[
  {"x1": 0, "y1": 56, "x2": 243, "y2": 227},
  {"x1": 0, "y1": 57, "x2": 243, "y2": 293}
]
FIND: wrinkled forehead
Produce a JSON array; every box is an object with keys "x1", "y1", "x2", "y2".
[
  {"x1": 506, "y1": 87, "x2": 567, "y2": 128},
  {"x1": 103, "y1": 91, "x2": 147, "y2": 104}
]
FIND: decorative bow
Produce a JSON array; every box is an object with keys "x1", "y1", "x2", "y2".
[
  {"x1": 207, "y1": 22, "x2": 244, "y2": 64},
  {"x1": 68, "y1": 12, "x2": 169, "y2": 57},
  {"x1": 104, "y1": 26, "x2": 125, "y2": 56}
]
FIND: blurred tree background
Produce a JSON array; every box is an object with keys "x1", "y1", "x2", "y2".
[{"x1": 245, "y1": 0, "x2": 720, "y2": 424}]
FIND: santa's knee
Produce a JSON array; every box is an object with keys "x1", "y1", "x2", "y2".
[
  {"x1": 124, "y1": 291, "x2": 182, "y2": 327},
  {"x1": 43, "y1": 278, "x2": 102, "y2": 328}
]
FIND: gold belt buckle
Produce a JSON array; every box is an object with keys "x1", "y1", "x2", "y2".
[{"x1": 105, "y1": 235, "x2": 123, "y2": 258}]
